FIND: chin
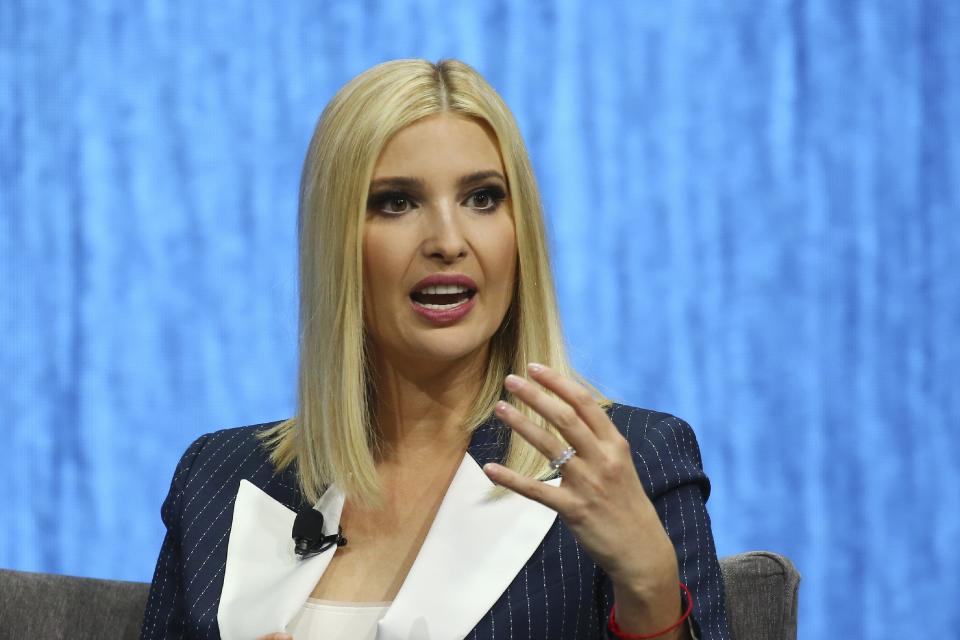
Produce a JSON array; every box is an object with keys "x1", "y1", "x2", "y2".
[
  {"x1": 398, "y1": 328, "x2": 492, "y2": 367},
  {"x1": 414, "y1": 341, "x2": 488, "y2": 365}
]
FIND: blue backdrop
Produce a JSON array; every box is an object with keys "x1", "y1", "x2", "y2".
[{"x1": 2, "y1": 1, "x2": 958, "y2": 638}]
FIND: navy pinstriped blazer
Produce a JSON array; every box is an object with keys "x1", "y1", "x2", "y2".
[{"x1": 140, "y1": 403, "x2": 731, "y2": 639}]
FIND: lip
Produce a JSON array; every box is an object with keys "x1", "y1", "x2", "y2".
[
  {"x1": 409, "y1": 273, "x2": 479, "y2": 326},
  {"x1": 410, "y1": 293, "x2": 477, "y2": 325},
  {"x1": 410, "y1": 273, "x2": 478, "y2": 293}
]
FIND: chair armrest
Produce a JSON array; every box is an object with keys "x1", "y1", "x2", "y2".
[
  {"x1": 720, "y1": 551, "x2": 801, "y2": 640},
  {"x1": 0, "y1": 568, "x2": 150, "y2": 639}
]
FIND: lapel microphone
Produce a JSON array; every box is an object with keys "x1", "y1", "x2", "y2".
[{"x1": 292, "y1": 507, "x2": 348, "y2": 558}]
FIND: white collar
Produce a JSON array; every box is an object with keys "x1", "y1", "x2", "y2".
[{"x1": 217, "y1": 453, "x2": 560, "y2": 640}]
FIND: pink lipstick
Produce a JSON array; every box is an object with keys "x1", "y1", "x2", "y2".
[{"x1": 409, "y1": 273, "x2": 478, "y2": 325}]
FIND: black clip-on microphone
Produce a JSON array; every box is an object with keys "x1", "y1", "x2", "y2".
[{"x1": 292, "y1": 507, "x2": 347, "y2": 559}]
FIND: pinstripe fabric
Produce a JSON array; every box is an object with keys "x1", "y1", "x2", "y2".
[{"x1": 140, "y1": 404, "x2": 730, "y2": 639}]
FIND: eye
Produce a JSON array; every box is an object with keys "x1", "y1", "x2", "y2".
[
  {"x1": 464, "y1": 186, "x2": 506, "y2": 212},
  {"x1": 383, "y1": 196, "x2": 412, "y2": 214},
  {"x1": 368, "y1": 192, "x2": 417, "y2": 215}
]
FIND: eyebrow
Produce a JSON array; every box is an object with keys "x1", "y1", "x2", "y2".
[{"x1": 368, "y1": 170, "x2": 507, "y2": 192}]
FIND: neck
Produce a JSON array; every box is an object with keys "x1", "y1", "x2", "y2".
[{"x1": 370, "y1": 346, "x2": 487, "y2": 461}]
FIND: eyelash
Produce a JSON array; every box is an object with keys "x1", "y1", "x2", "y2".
[{"x1": 367, "y1": 186, "x2": 508, "y2": 216}]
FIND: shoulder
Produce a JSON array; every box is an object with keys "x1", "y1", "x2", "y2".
[
  {"x1": 172, "y1": 422, "x2": 280, "y2": 487},
  {"x1": 604, "y1": 402, "x2": 710, "y2": 500},
  {"x1": 179, "y1": 421, "x2": 282, "y2": 469},
  {"x1": 163, "y1": 420, "x2": 302, "y2": 526},
  {"x1": 604, "y1": 402, "x2": 700, "y2": 452}
]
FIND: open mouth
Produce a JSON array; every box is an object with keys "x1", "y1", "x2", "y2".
[{"x1": 410, "y1": 285, "x2": 477, "y2": 310}]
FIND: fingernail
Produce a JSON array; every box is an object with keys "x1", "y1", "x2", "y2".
[
  {"x1": 495, "y1": 401, "x2": 509, "y2": 415},
  {"x1": 527, "y1": 362, "x2": 545, "y2": 373},
  {"x1": 504, "y1": 374, "x2": 524, "y2": 390}
]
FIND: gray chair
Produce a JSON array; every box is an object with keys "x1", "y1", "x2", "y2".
[
  {"x1": 0, "y1": 551, "x2": 799, "y2": 639},
  {"x1": 721, "y1": 551, "x2": 800, "y2": 640},
  {"x1": 0, "y1": 568, "x2": 148, "y2": 639}
]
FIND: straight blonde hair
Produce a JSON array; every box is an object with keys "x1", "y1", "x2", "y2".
[{"x1": 262, "y1": 59, "x2": 608, "y2": 506}]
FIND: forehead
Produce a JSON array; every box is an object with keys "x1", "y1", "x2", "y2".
[{"x1": 372, "y1": 113, "x2": 504, "y2": 179}]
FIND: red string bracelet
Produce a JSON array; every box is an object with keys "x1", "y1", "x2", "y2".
[{"x1": 607, "y1": 582, "x2": 693, "y2": 639}]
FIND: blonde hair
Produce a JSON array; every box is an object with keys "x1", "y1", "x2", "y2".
[{"x1": 262, "y1": 59, "x2": 608, "y2": 506}]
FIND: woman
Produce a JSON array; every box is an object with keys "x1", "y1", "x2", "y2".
[{"x1": 140, "y1": 59, "x2": 731, "y2": 640}]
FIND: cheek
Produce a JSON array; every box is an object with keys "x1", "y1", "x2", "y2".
[
  {"x1": 362, "y1": 238, "x2": 394, "y2": 335},
  {"x1": 362, "y1": 229, "x2": 399, "y2": 299},
  {"x1": 486, "y1": 223, "x2": 518, "y2": 297}
]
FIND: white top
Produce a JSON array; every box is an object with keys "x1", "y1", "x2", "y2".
[{"x1": 285, "y1": 598, "x2": 391, "y2": 640}]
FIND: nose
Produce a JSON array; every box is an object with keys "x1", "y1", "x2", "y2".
[{"x1": 421, "y1": 202, "x2": 468, "y2": 264}]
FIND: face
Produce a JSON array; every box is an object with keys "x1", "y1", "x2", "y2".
[{"x1": 362, "y1": 113, "x2": 517, "y2": 372}]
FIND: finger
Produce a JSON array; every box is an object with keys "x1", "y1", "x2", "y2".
[
  {"x1": 257, "y1": 634, "x2": 292, "y2": 640},
  {"x1": 504, "y1": 374, "x2": 601, "y2": 459},
  {"x1": 494, "y1": 400, "x2": 583, "y2": 472},
  {"x1": 525, "y1": 363, "x2": 620, "y2": 440},
  {"x1": 482, "y1": 462, "x2": 571, "y2": 513}
]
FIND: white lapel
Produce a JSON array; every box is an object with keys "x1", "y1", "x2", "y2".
[
  {"x1": 216, "y1": 456, "x2": 559, "y2": 640},
  {"x1": 378, "y1": 455, "x2": 560, "y2": 639},
  {"x1": 216, "y1": 479, "x2": 345, "y2": 640}
]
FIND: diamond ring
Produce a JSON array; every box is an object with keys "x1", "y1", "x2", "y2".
[{"x1": 549, "y1": 446, "x2": 577, "y2": 471}]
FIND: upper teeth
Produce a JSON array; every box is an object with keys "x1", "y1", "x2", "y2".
[{"x1": 417, "y1": 284, "x2": 469, "y2": 295}]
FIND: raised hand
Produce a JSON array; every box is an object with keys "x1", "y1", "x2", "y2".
[{"x1": 482, "y1": 363, "x2": 688, "y2": 637}]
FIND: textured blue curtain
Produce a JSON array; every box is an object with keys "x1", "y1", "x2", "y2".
[{"x1": 2, "y1": 1, "x2": 958, "y2": 638}]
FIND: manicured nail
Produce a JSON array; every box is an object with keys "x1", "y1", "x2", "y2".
[
  {"x1": 495, "y1": 401, "x2": 509, "y2": 415},
  {"x1": 505, "y1": 374, "x2": 524, "y2": 390},
  {"x1": 527, "y1": 362, "x2": 545, "y2": 374}
]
